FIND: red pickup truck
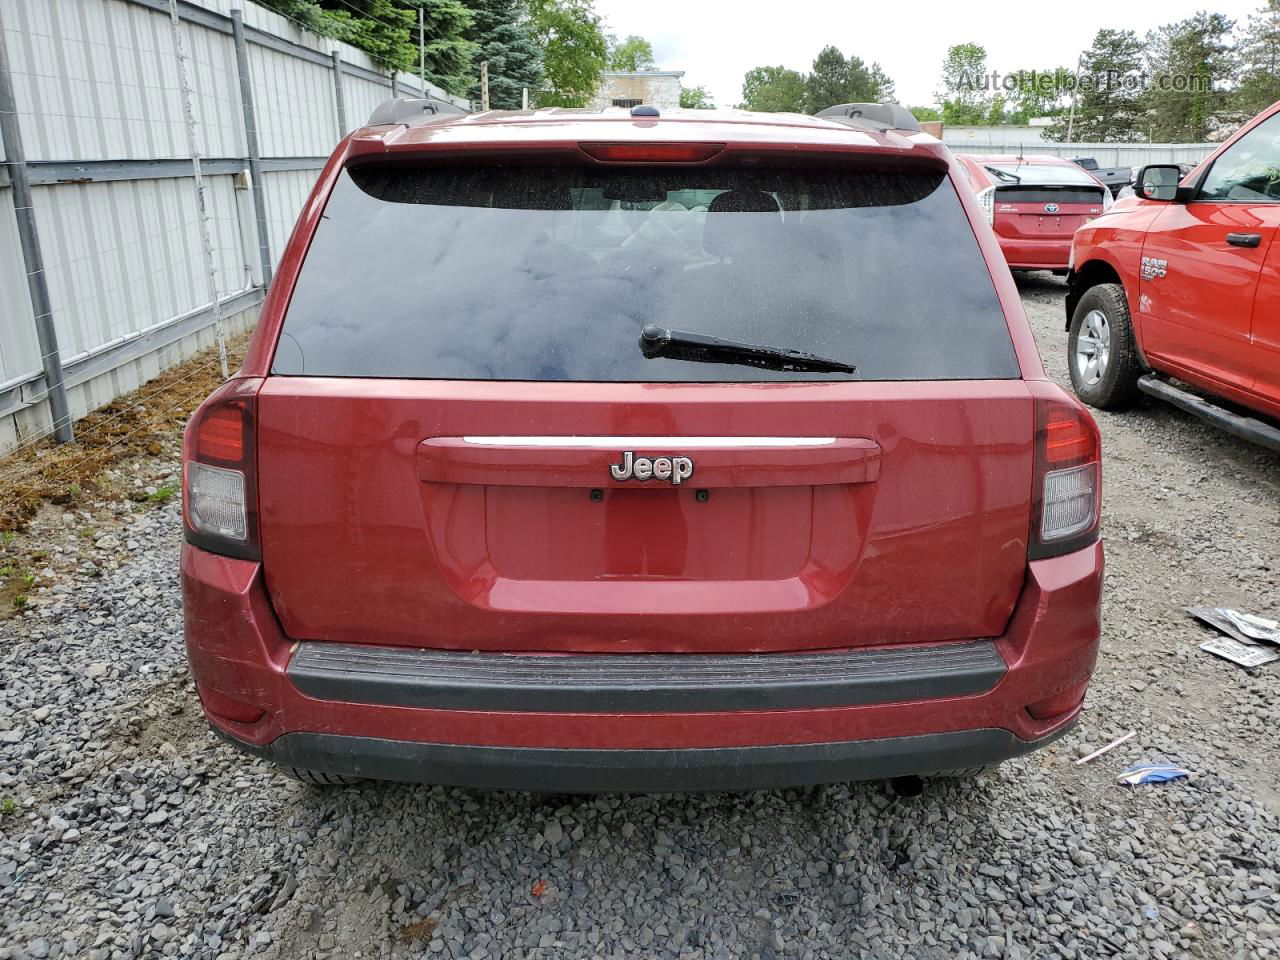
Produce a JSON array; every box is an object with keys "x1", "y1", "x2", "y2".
[{"x1": 1066, "y1": 101, "x2": 1280, "y2": 451}]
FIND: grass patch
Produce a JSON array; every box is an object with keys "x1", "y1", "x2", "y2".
[
  {"x1": 0, "y1": 334, "x2": 248, "y2": 532},
  {"x1": 147, "y1": 482, "x2": 179, "y2": 503}
]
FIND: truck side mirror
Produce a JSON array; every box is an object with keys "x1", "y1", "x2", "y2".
[{"x1": 1135, "y1": 164, "x2": 1192, "y2": 202}]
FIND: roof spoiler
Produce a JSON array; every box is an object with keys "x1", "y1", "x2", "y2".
[
  {"x1": 815, "y1": 103, "x2": 920, "y2": 133},
  {"x1": 367, "y1": 97, "x2": 468, "y2": 128}
]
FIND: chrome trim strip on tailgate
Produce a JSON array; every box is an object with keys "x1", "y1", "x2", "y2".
[
  {"x1": 287, "y1": 641, "x2": 1006, "y2": 713},
  {"x1": 459, "y1": 436, "x2": 837, "y2": 447}
]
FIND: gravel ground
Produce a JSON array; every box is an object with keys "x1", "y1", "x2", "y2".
[{"x1": 3, "y1": 276, "x2": 1280, "y2": 960}]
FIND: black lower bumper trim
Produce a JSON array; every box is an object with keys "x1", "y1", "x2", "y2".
[
  {"x1": 216, "y1": 723, "x2": 1072, "y2": 793},
  {"x1": 286, "y1": 639, "x2": 1006, "y2": 713}
]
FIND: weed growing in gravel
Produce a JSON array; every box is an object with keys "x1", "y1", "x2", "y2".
[
  {"x1": 148, "y1": 483, "x2": 179, "y2": 503},
  {"x1": 11, "y1": 594, "x2": 26, "y2": 610},
  {"x1": 0, "y1": 797, "x2": 14, "y2": 816}
]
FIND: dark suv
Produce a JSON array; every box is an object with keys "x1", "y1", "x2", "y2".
[{"x1": 181, "y1": 100, "x2": 1104, "y2": 792}]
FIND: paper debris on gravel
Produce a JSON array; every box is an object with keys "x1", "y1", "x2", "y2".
[
  {"x1": 1198, "y1": 635, "x2": 1280, "y2": 668},
  {"x1": 1187, "y1": 606, "x2": 1280, "y2": 646},
  {"x1": 1220, "y1": 609, "x2": 1280, "y2": 644},
  {"x1": 1118, "y1": 762, "x2": 1191, "y2": 786}
]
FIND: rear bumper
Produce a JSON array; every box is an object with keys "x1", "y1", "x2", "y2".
[
  {"x1": 182, "y1": 541, "x2": 1103, "y2": 791},
  {"x1": 997, "y1": 235, "x2": 1073, "y2": 270},
  {"x1": 213, "y1": 725, "x2": 1071, "y2": 792}
]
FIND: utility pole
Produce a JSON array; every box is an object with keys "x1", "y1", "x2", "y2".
[
  {"x1": 480, "y1": 60, "x2": 489, "y2": 111},
  {"x1": 418, "y1": 7, "x2": 425, "y2": 94},
  {"x1": 522, "y1": 87, "x2": 529, "y2": 110},
  {"x1": 1066, "y1": 53, "x2": 1083, "y2": 143}
]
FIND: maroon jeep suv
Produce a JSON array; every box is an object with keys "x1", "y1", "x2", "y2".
[{"x1": 181, "y1": 101, "x2": 1104, "y2": 791}]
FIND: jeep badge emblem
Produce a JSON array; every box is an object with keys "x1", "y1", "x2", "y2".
[
  {"x1": 1044, "y1": 202, "x2": 1059, "y2": 214},
  {"x1": 610, "y1": 451, "x2": 694, "y2": 484}
]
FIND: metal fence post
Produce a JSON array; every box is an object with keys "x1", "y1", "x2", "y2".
[
  {"x1": 168, "y1": 0, "x2": 228, "y2": 379},
  {"x1": 330, "y1": 50, "x2": 347, "y2": 138},
  {"x1": 230, "y1": 9, "x2": 272, "y2": 288},
  {"x1": 0, "y1": 11, "x2": 73, "y2": 443}
]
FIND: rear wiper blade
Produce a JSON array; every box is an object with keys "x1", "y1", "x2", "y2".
[
  {"x1": 639, "y1": 325, "x2": 856, "y2": 374},
  {"x1": 984, "y1": 164, "x2": 1021, "y2": 183}
]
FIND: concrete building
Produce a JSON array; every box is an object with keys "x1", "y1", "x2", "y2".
[{"x1": 588, "y1": 71, "x2": 684, "y2": 111}]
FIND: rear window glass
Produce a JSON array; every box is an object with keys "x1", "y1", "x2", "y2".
[
  {"x1": 272, "y1": 164, "x2": 1019, "y2": 382},
  {"x1": 994, "y1": 186, "x2": 1105, "y2": 205},
  {"x1": 983, "y1": 163, "x2": 1100, "y2": 187}
]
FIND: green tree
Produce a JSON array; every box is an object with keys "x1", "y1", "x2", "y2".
[
  {"x1": 739, "y1": 65, "x2": 808, "y2": 112},
  {"x1": 804, "y1": 45, "x2": 887, "y2": 112},
  {"x1": 257, "y1": 0, "x2": 475, "y2": 91},
  {"x1": 938, "y1": 42, "x2": 991, "y2": 124},
  {"x1": 1237, "y1": 0, "x2": 1280, "y2": 116},
  {"x1": 869, "y1": 63, "x2": 896, "y2": 103},
  {"x1": 608, "y1": 34, "x2": 655, "y2": 71},
  {"x1": 908, "y1": 105, "x2": 941, "y2": 122},
  {"x1": 1004, "y1": 67, "x2": 1072, "y2": 124},
  {"x1": 528, "y1": 0, "x2": 607, "y2": 107},
  {"x1": 679, "y1": 85, "x2": 715, "y2": 109},
  {"x1": 1044, "y1": 31, "x2": 1146, "y2": 141},
  {"x1": 1144, "y1": 13, "x2": 1237, "y2": 141},
  {"x1": 462, "y1": 0, "x2": 542, "y2": 109}
]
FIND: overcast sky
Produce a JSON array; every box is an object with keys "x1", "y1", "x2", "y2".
[{"x1": 591, "y1": 0, "x2": 1264, "y2": 109}]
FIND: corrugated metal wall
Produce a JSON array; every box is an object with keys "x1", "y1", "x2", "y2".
[
  {"x1": 942, "y1": 129, "x2": 1215, "y2": 168},
  {"x1": 0, "y1": 0, "x2": 468, "y2": 454}
]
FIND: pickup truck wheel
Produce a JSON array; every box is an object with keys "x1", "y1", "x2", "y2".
[{"x1": 1068, "y1": 283, "x2": 1142, "y2": 410}]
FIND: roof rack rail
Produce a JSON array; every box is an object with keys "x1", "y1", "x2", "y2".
[
  {"x1": 815, "y1": 103, "x2": 920, "y2": 133},
  {"x1": 367, "y1": 97, "x2": 468, "y2": 127}
]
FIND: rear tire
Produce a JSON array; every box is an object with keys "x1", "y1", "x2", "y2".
[
  {"x1": 282, "y1": 766, "x2": 362, "y2": 786},
  {"x1": 1068, "y1": 283, "x2": 1142, "y2": 410}
]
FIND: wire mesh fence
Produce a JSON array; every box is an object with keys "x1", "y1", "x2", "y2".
[{"x1": 0, "y1": 0, "x2": 468, "y2": 462}]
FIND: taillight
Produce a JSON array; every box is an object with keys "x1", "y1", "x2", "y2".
[
  {"x1": 975, "y1": 185, "x2": 995, "y2": 224},
  {"x1": 1030, "y1": 397, "x2": 1101, "y2": 560},
  {"x1": 183, "y1": 378, "x2": 262, "y2": 560},
  {"x1": 579, "y1": 142, "x2": 725, "y2": 163}
]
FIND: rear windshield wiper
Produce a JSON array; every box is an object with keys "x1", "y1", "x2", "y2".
[
  {"x1": 984, "y1": 165, "x2": 1021, "y2": 184},
  {"x1": 639, "y1": 325, "x2": 856, "y2": 375}
]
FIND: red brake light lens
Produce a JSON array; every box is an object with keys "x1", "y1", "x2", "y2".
[
  {"x1": 579, "y1": 142, "x2": 725, "y2": 163},
  {"x1": 183, "y1": 378, "x2": 262, "y2": 561},
  {"x1": 1043, "y1": 410, "x2": 1097, "y2": 466},
  {"x1": 1030, "y1": 397, "x2": 1101, "y2": 560},
  {"x1": 196, "y1": 406, "x2": 245, "y2": 462}
]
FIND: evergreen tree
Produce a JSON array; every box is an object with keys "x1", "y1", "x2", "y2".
[
  {"x1": 869, "y1": 63, "x2": 896, "y2": 103},
  {"x1": 804, "y1": 46, "x2": 888, "y2": 112},
  {"x1": 462, "y1": 0, "x2": 542, "y2": 108},
  {"x1": 1144, "y1": 13, "x2": 1237, "y2": 141},
  {"x1": 1045, "y1": 30, "x2": 1145, "y2": 142},
  {"x1": 1237, "y1": 0, "x2": 1280, "y2": 117}
]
